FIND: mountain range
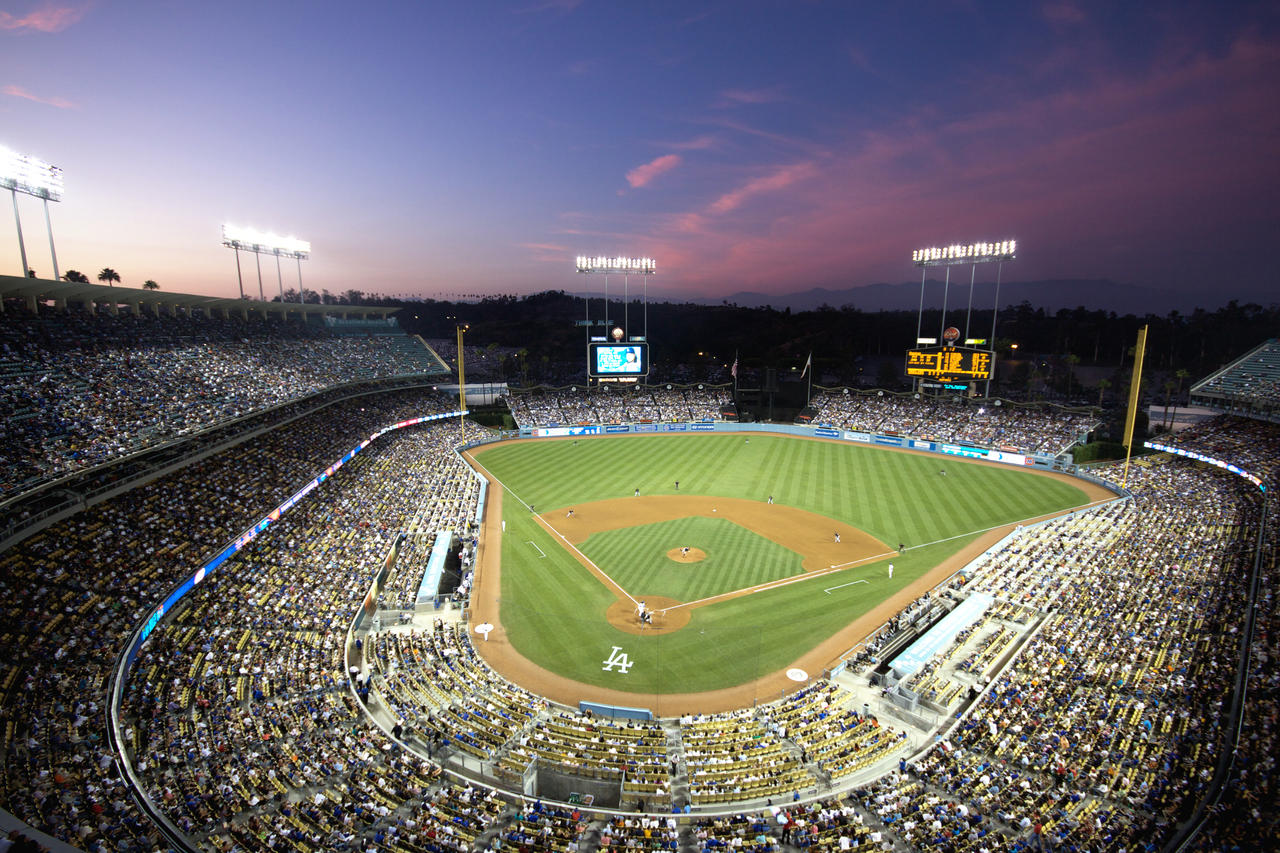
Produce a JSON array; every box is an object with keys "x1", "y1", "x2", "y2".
[{"x1": 695, "y1": 279, "x2": 1268, "y2": 316}]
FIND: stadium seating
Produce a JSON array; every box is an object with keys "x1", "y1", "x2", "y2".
[
  {"x1": 1191, "y1": 338, "x2": 1280, "y2": 412},
  {"x1": 506, "y1": 386, "x2": 733, "y2": 427},
  {"x1": 0, "y1": 309, "x2": 1276, "y2": 852},
  {"x1": 0, "y1": 304, "x2": 447, "y2": 497}
]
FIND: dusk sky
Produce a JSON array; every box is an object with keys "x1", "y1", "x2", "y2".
[{"x1": 2, "y1": 1, "x2": 1277, "y2": 307}]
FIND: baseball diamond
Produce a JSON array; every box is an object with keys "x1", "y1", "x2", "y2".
[{"x1": 465, "y1": 432, "x2": 1110, "y2": 714}]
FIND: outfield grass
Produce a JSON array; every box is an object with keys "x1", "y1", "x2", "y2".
[
  {"x1": 581, "y1": 516, "x2": 803, "y2": 602},
  {"x1": 476, "y1": 433, "x2": 1091, "y2": 695},
  {"x1": 476, "y1": 434, "x2": 1084, "y2": 546}
]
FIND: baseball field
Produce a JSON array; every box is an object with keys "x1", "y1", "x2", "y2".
[{"x1": 466, "y1": 433, "x2": 1109, "y2": 713}]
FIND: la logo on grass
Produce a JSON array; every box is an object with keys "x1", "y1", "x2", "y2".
[{"x1": 602, "y1": 646, "x2": 633, "y2": 673}]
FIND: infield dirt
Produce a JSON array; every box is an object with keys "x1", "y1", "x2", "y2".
[{"x1": 463, "y1": 441, "x2": 1115, "y2": 716}]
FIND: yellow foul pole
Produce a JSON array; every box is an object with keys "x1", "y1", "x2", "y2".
[
  {"x1": 1121, "y1": 324, "x2": 1148, "y2": 489},
  {"x1": 456, "y1": 324, "x2": 468, "y2": 441}
]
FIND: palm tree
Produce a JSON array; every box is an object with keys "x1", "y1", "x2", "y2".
[
  {"x1": 143, "y1": 280, "x2": 160, "y2": 290},
  {"x1": 97, "y1": 268, "x2": 120, "y2": 288},
  {"x1": 1162, "y1": 379, "x2": 1177, "y2": 430},
  {"x1": 1174, "y1": 368, "x2": 1191, "y2": 406},
  {"x1": 516, "y1": 348, "x2": 529, "y2": 386},
  {"x1": 1096, "y1": 378, "x2": 1111, "y2": 409},
  {"x1": 63, "y1": 270, "x2": 89, "y2": 283},
  {"x1": 1064, "y1": 353, "x2": 1080, "y2": 401}
]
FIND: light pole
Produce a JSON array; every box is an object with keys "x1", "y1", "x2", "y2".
[
  {"x1": 910, "y1": 241, "x2": 1017, "y2": 396},
  {"x1": 1, "y1": 146, "x2": 63, "y2": 279},
  {"x1": 222, "y1": 224, "x2": 310, "y2": 304},
  {"x1": 575, "y1": 255, "x2": 657, "y2": 347}
]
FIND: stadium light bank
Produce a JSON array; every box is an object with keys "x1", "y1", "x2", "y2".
[
  {"x1": 221, "y1": 223, "x2": 311, "y2": 303},
  {"x1": 574, "y1": 256, "x2": 658, "y2": 344},
  {"x1": 1, "y1": 144, "x2": 64, "y2": 281},
  {"x1": 910, "y1": 239, "x2": 1017, "y2": 397}
]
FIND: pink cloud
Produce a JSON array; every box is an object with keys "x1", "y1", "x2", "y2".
[
  {"x1": 607, "y1": 30, "x2": 1280, "y2": 295},
  {"x1": 1042, "y1": 1, "x2": 1086, "y2": 25},
  {"x1": 0, "y1": 3, "x2": 87, "y2": 33},
  {"x1": 3, "y1": 84, "x2": 75, "y2": 108},
  {"x1": 716, "y1": 86, "x2": 785, "y2": 107},
  {"x1": 520, "y1": 242, "x2": 570, "y2": 263},
  {"x1": 626, "y1": 154, "x2": 682, "y2": 188},
  {"x1": 707, "y1": 162, "x2": 818, "y2": 214},
  {"x1": 666, "y1": 135, "x2": 718, "y2": 151},
  {"x1": 846, "y1": 45, "x2": 872, "y2": 71}
]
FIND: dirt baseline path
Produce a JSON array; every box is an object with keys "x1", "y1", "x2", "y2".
[
  {"x1": 551, "y1": 494, "x2": 889, "y2": 574},
  {"x1": 462, "y1": 442, "x2": 1117, "y2": 716}
]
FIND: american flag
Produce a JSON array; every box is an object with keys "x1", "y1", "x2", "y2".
[{"x1": 730, "y1": 355, "x2": 738, "y2": 379}]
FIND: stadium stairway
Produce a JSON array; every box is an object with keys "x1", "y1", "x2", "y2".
[{"x1": 660, "y1": 720, "x2": 691, "y2": 810}]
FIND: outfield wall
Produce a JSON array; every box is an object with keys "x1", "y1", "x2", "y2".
[{"x1": 464, "y1": 420, "x2": 1069, "y2": 471}]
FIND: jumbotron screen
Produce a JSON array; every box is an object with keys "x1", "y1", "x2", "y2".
[
  {"x1": 588, "y1": 342, "x2": 649, "y2": 377},
  {"x1": 905, "y1": 345, "x2": 993, "y2": 382}
]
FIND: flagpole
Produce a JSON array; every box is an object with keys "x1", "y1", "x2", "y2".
[
  {"x1": 801, "y1": 351, "x2": 813, "y2": 407},
  {"x1": 732, "y1": 349, "x2": 739, "y2": 399}
]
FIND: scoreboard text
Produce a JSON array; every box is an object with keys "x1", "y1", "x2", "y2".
[{"x1": 905, "y1": 346, "x2": 994, "y2": 382}]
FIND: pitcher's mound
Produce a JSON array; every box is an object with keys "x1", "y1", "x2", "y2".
[
  {"x1": 666, "y1": 546, "x2": 706, "y2": 563},
  {"x1": 606, "y1": 596, "x2": 690, "y2": 635}
]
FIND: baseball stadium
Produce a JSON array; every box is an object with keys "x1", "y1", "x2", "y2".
[{"x1": 0, "y1": 276, "x2": 1275, "y2": 853}]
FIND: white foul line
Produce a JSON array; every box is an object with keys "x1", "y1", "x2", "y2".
[
  {"x1": 824, "y1": 579, "x2": 869, "y2": 594},
  {"x1": 466, "y1": 454, "x2": 638, "y2": 607},
  {"x1": 526, "y1": 541, "x2": 546, "y2": 558}
]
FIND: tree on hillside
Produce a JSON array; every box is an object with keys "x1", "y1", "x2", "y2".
[
  {"x1": 143, "y1": 279, "x2": 160, "y2": 290},
  {"x1": 63, "y1": 270, "x2": 89, "y2": 283},
  {"x1": 1064, "y1": 353, "x2": 1081, "y2": 401},
  {"x1": 1174, "y1": 368, "x2": 1191, "y2": 406},
  {"x1": 97, "y1": 268, "x2": 120, "y2": 287},
  {"x1": 1096, "y1": 377, "x2": 1111, "y2": 408}
]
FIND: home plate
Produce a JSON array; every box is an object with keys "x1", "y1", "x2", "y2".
[{"x1": 786, "y1": 668, "x2": 808, "y2": 682}]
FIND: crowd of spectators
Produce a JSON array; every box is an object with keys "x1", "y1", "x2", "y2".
[
  {"x1": 809, "y1": 391, "x2": 1097, "y2": 455},
  {"x1": 421, "y1": 339, "x2": 523, "y2": 382},
  {"x1": 0, "y1": 386, "x2": 454, "y2": 851},
  {"x1": 123, "y1": 419, "x2": 495, "y2": 851},
  {"x1": 1187, "y1": 499, "x2": 1278, "y2": 851},
  {"x1": 841, "y1": 456, "x2": 1263, "y2": 850},
  {"x1": 1, "y1": 329, "x2": 1277, "y2": 852},
  {"x1": 505, "y1": 386, "x2": 733, "y2": 428},
  {"x1": 0, "y1": 304, "x2": 447, "y2": 496},
  {"x1": 1191, "y1": 338, "x2": 1280, "y2": 409},
  {"x1": 1151, "y1": 413, "x2": 1280, "y2": 488}
]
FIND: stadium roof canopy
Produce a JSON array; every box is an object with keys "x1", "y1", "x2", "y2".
[
  {"x1": 0, "y1": 273, "x2": 397, "y2": 320},
  {"x1": 1190, "y1": 337, "x2": 1280, "y2": 422}
]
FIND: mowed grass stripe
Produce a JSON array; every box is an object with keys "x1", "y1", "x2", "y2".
[
  {"x1": 582, "y1": 517, "x2": 803, "y2": 601},
  {"x1": 475, "y1": 434, "x2": 1093, "y2": 693},
  {"x1": 552, "y1": 533, "x2": 980, "y2": 694}
]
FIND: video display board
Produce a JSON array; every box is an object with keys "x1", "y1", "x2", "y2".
[{"x1": 588, "y1": 342, "x2": 649, "y2": 377}]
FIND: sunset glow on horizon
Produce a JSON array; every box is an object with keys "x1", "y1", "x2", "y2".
[{"x1": 1, "y1": 1, "x2": 1276, "y2": 307}]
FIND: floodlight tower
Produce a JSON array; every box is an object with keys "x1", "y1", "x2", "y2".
[
  {"x1": 1, "y1": 146, "x2": 64, "y2": 280},
  {"x1": 221, "y1": 224, "x2": 311, "y2": 302},
  {"x1": 574, "y1": 256, "x2": 657, "y2": 343},
  {"x1": 911, "y1": 240, "x2": 1017, "y2": 396}
]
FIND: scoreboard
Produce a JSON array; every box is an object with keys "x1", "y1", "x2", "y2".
[
  {"x1": 588, "y1": 342, "x2": 650, "y2": 378},
  {"x1": 905, "y1": 346, "x2": 993, "y2": 382}
]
